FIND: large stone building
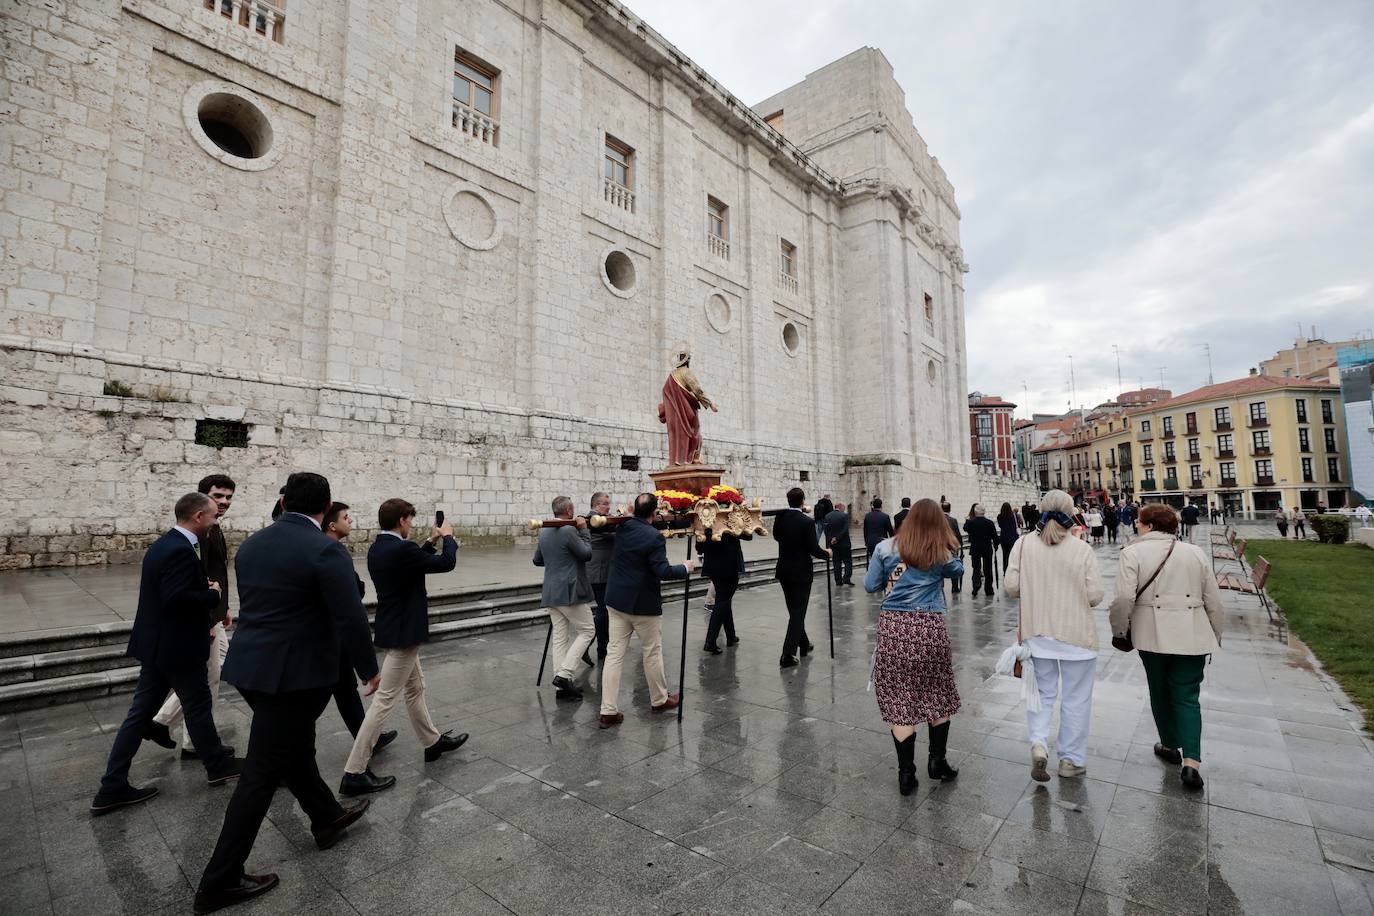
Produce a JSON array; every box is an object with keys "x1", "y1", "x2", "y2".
[{"x1": 0, "y1": 0, "x2": 1032, "y2": 567}]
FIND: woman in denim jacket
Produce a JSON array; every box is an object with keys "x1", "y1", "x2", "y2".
[{"x1": 864, "y1": 498, "x2": 964, "y2": 795}]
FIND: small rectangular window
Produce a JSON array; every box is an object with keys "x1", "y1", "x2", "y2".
[
  {"x1": 1299, "y1": 428, "x2": 1311, "y2": 452},
  {"x1": 798, "y1": 469, "x2": 810, "y2": 482},
  {"x1": 1324, "y1": 428, "x2": 1337, "y2": 452},
  {"x1": 452, "y1": 48, "x2": 499, "y2": 144},
  {"x1": 923, "y1": 293, "x2": 934, "y2": 323},
  {"x1": 1327, "y1": 457, "x2": 1340, "y2": 480},
  {"x1": 1162, "y1": 416, "x2": 1173, "y2": 434},
  {"x1": 1302, "y1": 457, "x2": 1314, "y2": 481},
  {"x1": 1321, "y1": 399, "x2": 1333, "y2": 423},
  {"x1": 780, "y1": 238, "x2": 796, "y2": 277},
  {"x1": 1249, "y1": 401, "x2": 1268, "y2": 422},
  {"x1": 620, "y1": 454, "x2": 639, "y2": 471},
  {"x1": 706, "y1": 196, "x2": 728, "y2": 240},
  {"x1": 1295, "y1": 399, "x2": 1308, "y2": 423},
  {"x1": 195, "y1": 419, "x2": 250, "y2": 449},
  {"x1": 604, "y1": 135, "x2": 633, "y2": 188}
]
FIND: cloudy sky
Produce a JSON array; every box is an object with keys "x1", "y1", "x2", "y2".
[{"x1": 627, "y1": 0, "x2": 1374, "y2": 416}]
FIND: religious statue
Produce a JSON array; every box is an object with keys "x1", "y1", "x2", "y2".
[{"x1": 657, "y1": 342, "x2": 717, "y2": 466}]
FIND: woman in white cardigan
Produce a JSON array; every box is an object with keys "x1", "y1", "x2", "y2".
[
  {"x1": 1109, "y1": 503, "x2": 1223, "y2": 790},
  {"x1": 1004, "y1": 490, "x2": 1106, "y2": 782}
]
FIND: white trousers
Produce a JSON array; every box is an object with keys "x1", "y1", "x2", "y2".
[
  {"x1": 153, "y1": 621, "x2": 228, "y2": 749},
  {"x1": 1026, "y1": 656, "x2": 1096, "y2": 766},
  {"x1": 599, "y1": 610, "x2": 668, "y2": 715},
  {"x1": 548, "y1": 601, "x2": 595, "y2": 680}
]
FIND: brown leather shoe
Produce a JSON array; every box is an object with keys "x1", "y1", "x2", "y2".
[
  {"x1": 193, "y1": 873, "x2": 279, "y2": 913},
  {"x1": 651, "y1": 694, "x2": 680, "y2": 713},
  {"x1": 598, "y1": 713, "x2": 624, "y2": 729},
  {"x1": 312, "y1": 799, "x2": 370, "y2": 850}
]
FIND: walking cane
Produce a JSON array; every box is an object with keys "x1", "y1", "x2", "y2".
[
  {"x1": 677, "y1": 535, "x2": 695, "y2": 722},
  {"x1": 534, "y1": 617, "x2": 553, "y2": 686},
  {"x1": 825, "y1": 553, "x2": 835, "y2": 659}
]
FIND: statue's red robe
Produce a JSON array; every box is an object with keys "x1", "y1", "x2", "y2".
[{"x1": 658, "y1": 375, "x2": 702, "y2": 466}]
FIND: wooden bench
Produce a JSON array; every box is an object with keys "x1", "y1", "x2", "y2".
[{"x1": 1217, "y1": 553, "x2": 1274, "y2": 622}]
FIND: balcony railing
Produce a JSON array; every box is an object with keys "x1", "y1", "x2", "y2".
[
  {"x1": 204, "y1": 0, "x2": 285, "y2": 43},
  {"x1": 1141, "y1": 479, "x2": 1158, "y2": 491},
  {"x1": 1161, "y1": 429, "x2": 1175, "y2": 439},
  {"x1": 1217, "y1": 448, "x2": 1234, "y2": 459},
  {"x1": 1189, "y1": 478, "x2": 1204, "y2": 489},
  {"x1": 1141, "y1": 457, "x2": 1155, "y2": 467},
  {"x1": 452, "y1": 101, "x2": 499, "y2": 145},
  {"x1": 707, "y1": 234, "x2": 729, "y2": 260},
  {"x1": 1185, "y1": 423, "x2": 1199, "y2": 435},
  {"x1": 1162, "y1": 477, "x2": 1180, "y2": 490},
  {"x1": 1106, "y1": 457, "x2": 1117, "y2": 468},
  {"x1": 1220, "y1": 477, "x2": 1237, "y2": 488},
  {"x1": 1330, "y1": 472, "x2": 1341, "y2": 482},
  {"x1": 778, "y1": 270, "x2": 799, "y2": 295},
  {"x1": 1187, "y1": 450, "x2": 1201, "y2": 462},
  {"x1": 1135, "y1": 429, "x2": 1154, "y2": 441},
  {"x1": 604, "y1": 177, "x2": 635, "y2": 212},
  {"x1": 1212, "y1": 420, "x2": 1232, "y2": 432},
  {"x1": 1302, "y1": 475, "x2": 1315, "y2": 483},
  {"x1": 1250, "y1": 445, "x2": 1272, "y2": 457},
  {"x1": 1247, "y1": 416, "x2": 1269, "y2": 428},
  {"x1": 1256, "y1": 475, "x2": 1275, "y2": 487}
]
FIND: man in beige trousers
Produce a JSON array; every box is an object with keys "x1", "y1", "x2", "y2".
[
  {"x1": 534, "y1": 496, "x2": 596, "y2": 702},
  {"x1": 338, "y1": 499, "x2": 468, "y2": 796}
]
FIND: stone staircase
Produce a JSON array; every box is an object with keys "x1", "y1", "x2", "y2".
[{"x1": 0, "y1": 549, "x2": 866, "y2": 712}]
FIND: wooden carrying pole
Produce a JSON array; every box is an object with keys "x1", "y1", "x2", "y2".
[
  {"x1": 677, "y1": 534, "x2": 694, "y2": 722},
  {"x1": 826, "y1": 554, "x2": 835, "y2": 659}
]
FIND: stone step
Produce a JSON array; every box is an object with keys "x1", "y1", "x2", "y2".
[{"x1": 0, "y1": 550, "x2": 866, "y2": 712}]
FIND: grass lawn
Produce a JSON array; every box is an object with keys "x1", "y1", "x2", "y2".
[{"x1": 1244, "y1": 539, "x2": 1374, "y2": 722}]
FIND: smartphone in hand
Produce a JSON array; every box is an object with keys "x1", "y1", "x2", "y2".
[{"x1": 435, "y1": 510, "x2": 445, "y2": 528}]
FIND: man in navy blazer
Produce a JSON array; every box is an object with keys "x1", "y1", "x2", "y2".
[
  {"x1": 195, "y1": 473, "x2": 381, "y2": 914},
  {"x1": 773, "y1": 487, "x2": 831, "y2": 667},
  {"x1": 92, "y1": 492, "x2": 242, "y2": 816},
  {"x1": 338, "y1": 497, "x2": 466, "y2": 797},
  {"x1": 597, "y1": 493, "x2": 693, "y2": 729}
]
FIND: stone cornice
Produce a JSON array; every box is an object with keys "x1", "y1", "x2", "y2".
[
  {"x1": 576, "y1": 0, "x2": 844, "y2": 197},
  {"x1": 841, "y1": 179, "x2": 969, "y2": 273}
]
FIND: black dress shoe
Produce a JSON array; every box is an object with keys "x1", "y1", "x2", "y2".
[
  {"x1": 1180, "y1": 765, "x2": 1205, "y2": 791},
  {"x1": 927, "y1": 757, "x2": 959, "y2": 781},
  {"x1": 703, "y1": 644, "x2": 722, "y2": 655},
  {"x1": 144, "y1": 721, "x2": 176, "y2": 749},
  {"x1": 182, "y1": 744, "x2": 236, "y2": 761},
  {"x1": 551, "y1": 675, "x2": 583, "y2": 700},
  {"x1": 312, "y1": 799, "x2": 370, "y2": 850},
  {"x1": 339, "y1": 768, "x2": 396, "y2": 797},
  {"x1": 206, "y1": 756, "x2": 243, "y2": 787},
  {"x1": 799, "y1": 642, "x2": 813, "y2": 657},
  {"x1": 375, "y1": 730, "x2": 398, "y2": 752},
  {"x1": 90, "y1": 783, "x2": 158, "y2": 815},
  {"x1": 779, "y1": 656, "x2": 799, "y2": 668},
  {"x1": 726, "y1": 637, "x2": 740, "y2": 647},
  {"x1": 193, "y1": 873, "x2": 279, "y2": 914},
  {"x1": 1153, "y1": 743, "x2": 1183, "y2": 765},
  {"x1": 424, "y1": 731, "x2": 469, "y2": 762}
]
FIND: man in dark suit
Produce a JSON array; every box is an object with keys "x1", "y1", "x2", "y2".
[
  {"x1": 195, "y1": 473, "x2": 381, "y2": 914},
  {"x1": 598, "y1": 493, "x2": 692, "y2": 728},
  {"x1": 150, "y1": 473, "x2": 236, "y2": 758},
  {"x1": 773, "y1": 487, "x2": 831, "y2": 667},
  {"x1": 963, "y1": 504, "x2": 999, "y2": 596},
  {"x1": 321, "y1": 502, "x2": 397, "y2": 752},
  {"x1": 942, "y1": 500, "x2": 965, "y2": 595},
  {"x1": 893, "y1": 497, "x2": 912, "y2": 531},
  {"x1": 862, "y1": 498, "x2": 894, "y2": 562},
  {"x1": 339, "y1": 498, "x2": 466, "y2": 795},
  {"x1": 823, "y1": 501, "x2": 853, "y2": 586},
  {"x1": 91, "y1": 492, "x2": 242, "y2": 816}
]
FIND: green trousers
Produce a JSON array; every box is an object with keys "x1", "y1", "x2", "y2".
[{"x1": 1138, "y1": 650, "x2": 1207, "y2": 761}]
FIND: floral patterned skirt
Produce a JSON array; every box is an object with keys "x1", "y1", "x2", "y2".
[{"x1": 873, "y1": 610, "x2": 961, "y2": 725}]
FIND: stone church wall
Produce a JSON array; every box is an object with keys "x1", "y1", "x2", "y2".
[{"x1": 0, "y1": 0, "x2": 1033, "y2": 567}]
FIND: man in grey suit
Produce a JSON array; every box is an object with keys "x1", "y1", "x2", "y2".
[{"x1": 534, "y1": 495, "x2": 595, "y2": 701}]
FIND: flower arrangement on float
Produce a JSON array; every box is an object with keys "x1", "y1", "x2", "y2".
[
  {"x1": 653, "y1": 489, "x2": 698, "y2": 511},
  {"x1": 705, "y1": 484, "x2": 744, "y2": 505}
]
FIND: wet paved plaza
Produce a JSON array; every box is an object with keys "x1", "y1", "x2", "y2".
[{"x1": 3, "y1": 528, "x2": 1373, "y2": 915}]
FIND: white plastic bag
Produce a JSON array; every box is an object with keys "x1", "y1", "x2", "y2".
[{"x1": 995, "y1": 642, "x2": 1042, "y2": 712}]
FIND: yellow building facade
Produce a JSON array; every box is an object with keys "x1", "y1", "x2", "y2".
[{"x1": 1125, "y1": 375, "x2": 1350, "y2": 514}]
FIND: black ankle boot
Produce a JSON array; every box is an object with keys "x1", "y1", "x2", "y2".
[
  {"x1": 927, "y1": 721, "x2": 959, "y2": 781},
  {"x1": 893, "y1": 733, "x2": 918, "y2": 796}
]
